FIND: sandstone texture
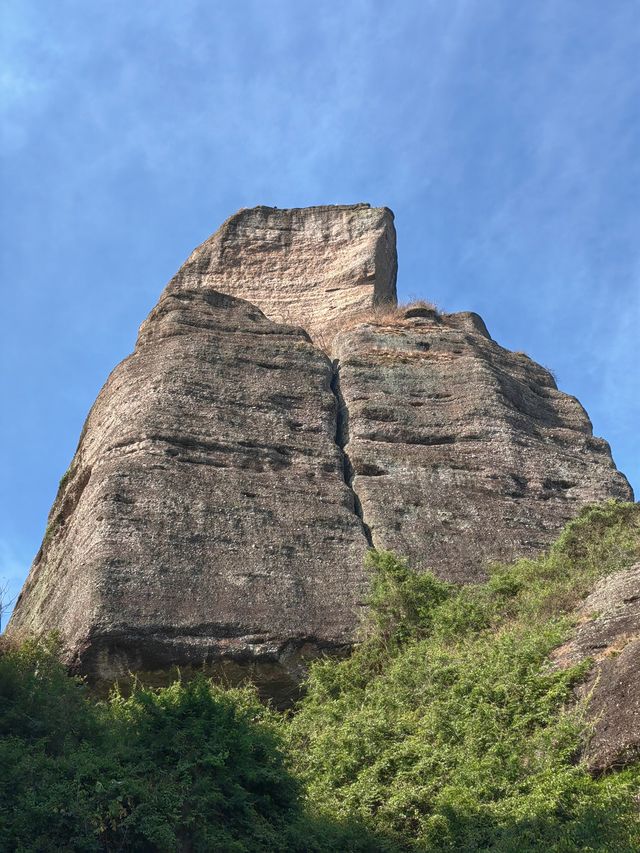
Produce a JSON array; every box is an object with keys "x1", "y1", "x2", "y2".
[
  {"x1": 333, "y1": 306, "x2": 633, "y2": 583},
  {"x1": 168, "y1": 204, "x2": 397, "y2": 341},
  {"x1": 7, "y1": 204, "x2": 634, "y2": 698},
  {"x1": 555, "y1": 563, "x2": 640, "y2": 773},
  {"x1": 8, "y1": 286, "x2": 370, "y2": 702}
]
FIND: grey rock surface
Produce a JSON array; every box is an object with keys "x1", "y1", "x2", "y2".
[
  {"x1": 8, "y1": 286, "x2": 370, "y2": 702},
  {"x1": 333, "y1": 306, "x2": 633, "y2": 583},
  {"x1": 168, "y1": 204, "x2": 397, "y2": 341},
  {"x1": 555, "y1": 563, "x2": 640, "y2": 773}
]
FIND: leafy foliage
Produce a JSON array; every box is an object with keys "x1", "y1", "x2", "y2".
[
  {"x1": 287, "y1": 502, "x2": 640, "y2": 851},
  {"x1": 2, "y1": 502, "x2": 639, "y2": 851},
  {"x1": 0, "y1": 640, "x2": 388, "y2": 851}
]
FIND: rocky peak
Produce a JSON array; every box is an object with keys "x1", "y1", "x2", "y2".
[
  {"x1": 168, "y1": 203, "x2": 398, "y2": 341},
  {"x1": 6, "y1": 204, "x2": 633, "y2": 701}
]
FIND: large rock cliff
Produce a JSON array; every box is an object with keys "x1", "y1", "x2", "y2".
[
  {"x1": 8, "y1": 286, "x2": 370, "y2": 702},
  {"x1": 7, "y1": 204, "x2": 633, "y2": 700},
  {"x1": 333, "y1": 306, "x2": 631, "y2": 583}
]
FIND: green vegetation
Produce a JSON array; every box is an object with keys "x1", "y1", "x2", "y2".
[
  {"x1": 0, "y1": 639, "x2": 385, "y2": 852},
  {"x1": 287, "y1": 501, "x2": 640, "y2": 851},
  {"x1": 1, "y1": 501, "x2": 639, "y2": 851}
]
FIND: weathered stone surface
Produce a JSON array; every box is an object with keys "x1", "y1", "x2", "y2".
[
  {"x1": 169, "y1": 204, "x2": 397, "y2": 341},
  {"x1": 8, "y1": 285, "x2": 370, "y2": 702},
  {"x1": 7, "y1": 205, "x2": 634, "y2": 701},
  {"x1": 333, "y1": 307, "x2": 633, "y2": 583},
  {"x1": 554, "y1": 564, "x2": 640, "y2": 773}
]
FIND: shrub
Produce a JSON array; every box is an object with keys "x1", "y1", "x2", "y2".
[
  {"x1": 0, "y1": 641, "x2": 391, "y2": 851},
  {"x1": 287, "y1": 502, "x2": 640, "y2": 852}
]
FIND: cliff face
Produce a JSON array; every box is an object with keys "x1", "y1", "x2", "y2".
[
  {"x1": 333, "y1": 306, "x2": 632, "y2": 583},
  {"x1": 9, "y1": 285, "x2": 370, "y2": 702},
  {"x1": 168, "y1": 204, "x2": 398, "y2": 341},
  {"x1": 7, "y1": 204, "x2": 633, "y2": 700}
]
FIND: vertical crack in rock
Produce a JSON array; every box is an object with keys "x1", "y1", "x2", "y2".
[
  {"x1": 7, "y1": 286, "x2": 372, "y2": 704},
  {"x1": 331, "y1": 361, "x2": 373, "y2": 547},
  {"x1": 7, "y1": 203, "x2": 633, "y2": 703},
  {"x1": 331, "y1": 310, "x2": 633, "y2": 584}
]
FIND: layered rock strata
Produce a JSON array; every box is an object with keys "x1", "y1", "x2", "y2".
[
  {"x1": 333, "y1": 306, "x2": 633, "y2": 583},
  {"x1": 168, "y1": 204, "x2": 398, "y2": 341},
  {"x1": 7, "y1": 204, "x2": 633, "y2": 696},
  {"x1": 8, "y1": 286, "x2": 370, "y2": 702}
]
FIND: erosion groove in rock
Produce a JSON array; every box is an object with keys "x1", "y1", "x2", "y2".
[
  {"x1": 555, "y1": 563, "x2": 640, "y2": 773},
  {"x1": 332, "y1": 307, "x2": 633, "y2": 583},
  {"x1": 8, "y1": 286, "x2": 370, "y2": 703},
  {"x1": 331, "y1": 364, "x2": 374, "y2": 547},
  {"x1": 168, "y1": 204, "x2": 398, "y2": 341}
]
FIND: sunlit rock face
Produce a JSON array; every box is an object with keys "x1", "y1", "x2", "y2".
[
  {"x1": 168, "y1": 203, "x2": 398, "y2": 342},
  {"x1": 7, "y1": 204, "x2": 633, "y2": 702},
  {"x1": 333, "y1": 306, "x2": 632, "y2": 583},
  {"x1": 7, "y1": 286, "x2": 370, "y2": 704}
]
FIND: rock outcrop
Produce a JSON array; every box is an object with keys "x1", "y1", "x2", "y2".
[
  {"x1": 7, "y1": 204, "x2": 633, "y2": 695},
  {"x1": 333, "y1": 306, "x2": 632, "y2": 583},
  {"x1": 168, "y1": 204, "x2": 398, "y2": 341},
  {"x1": 8, "y1": 286, "x2": 370, "y2": 702},
  {"x1": 555, "y1": 563, "x2": 640, "y2": 773}
]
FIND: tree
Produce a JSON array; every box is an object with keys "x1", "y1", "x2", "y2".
[{"x1": 0, "y1": 579, "x2": 15, "y2": 633}]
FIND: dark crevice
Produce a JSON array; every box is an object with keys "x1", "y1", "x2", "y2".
[
  {"x1": 543, "y1": 478, "x2": 575, "y2": 492},
  {"x1": 360, "y1": 431, "x2": 456, "y2": 447},
  {"x1": 330, "y1": 363, "x2": 373, "y2": 547}
]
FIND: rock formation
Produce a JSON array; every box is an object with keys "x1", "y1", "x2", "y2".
[
  {"x1": 8, "y1": 286, "x2": 370, "y2": 702},
  {"x1": 333, "y1": 306, "x2": 632, "y2": 583},
  {"x1": 7, "y1": 203, "x2": 633, "y2": 697},
  {"x1": 167, "y1": 204, "x2": 398, "y2": 341},
  {"x1": 555, "y1": 563, "x2": 640, "y2": 773}
]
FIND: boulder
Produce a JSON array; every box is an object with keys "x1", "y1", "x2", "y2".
[{"x1": 554, "y1": 563, "x2": 640, "y2": 773}]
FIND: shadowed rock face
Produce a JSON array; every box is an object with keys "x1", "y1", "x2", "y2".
[
  {"x1": 554, "y1": 563, "x2": 640, "y2": 773},
  {"x1": 7, "y1": 205, "x2": 633, "y2": 700},
  {"x1": 333, "y1": 307, "x2": 633, "y2": 583},
  {"x1": 8, "y1": 286, "x2": 370, "y2": 703},
  {"x1": 168, "y1": 204, "x2": 398, "y2": 341}
]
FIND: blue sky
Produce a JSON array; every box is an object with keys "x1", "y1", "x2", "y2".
[{"x1": 1, "y1": 1, "x2": 638, "y2": 620}]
